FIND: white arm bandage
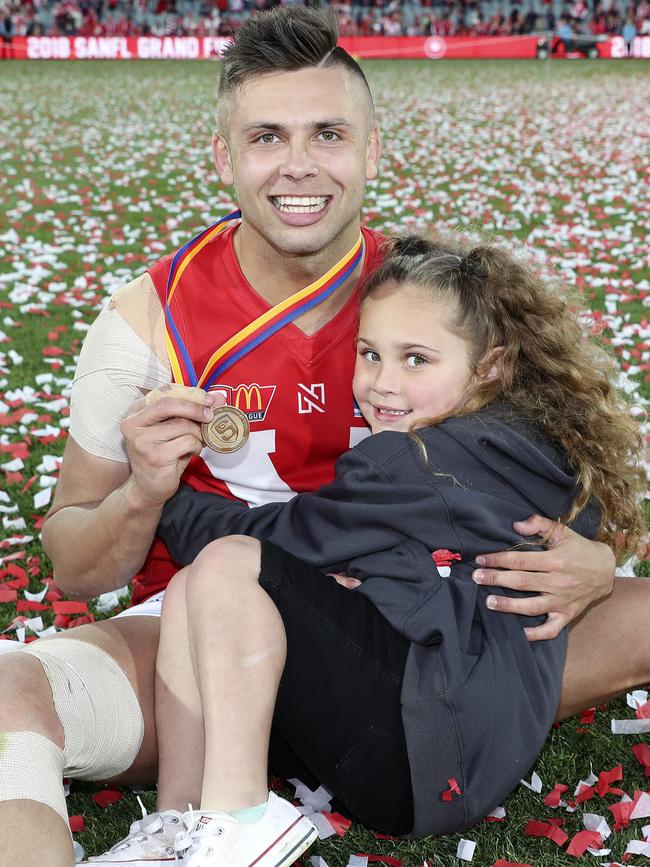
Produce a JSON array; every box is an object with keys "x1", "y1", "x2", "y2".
[{"x1": 69, "y1": 306, "x2": 170, "y2": 462}]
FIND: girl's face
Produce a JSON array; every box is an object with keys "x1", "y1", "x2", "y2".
[{"x1": 353, "y1": 280, "x2": 476, "y2": 435}]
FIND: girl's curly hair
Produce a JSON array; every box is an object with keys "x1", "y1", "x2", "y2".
[{"x1": 362, "y1": 233, "x2": 647, "y2": 559}]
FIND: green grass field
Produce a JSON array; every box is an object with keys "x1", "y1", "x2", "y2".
[{"x1": 1, "y1": 58, "x2": 649, "y2": 866}]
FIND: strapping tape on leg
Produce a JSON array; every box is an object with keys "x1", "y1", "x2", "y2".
[
  {"x1": 0, "y1": 731, "x2": 68, "y2": 825},
  {"x1": 22, "y1": 638, "x2": 145, "y2": 781}
]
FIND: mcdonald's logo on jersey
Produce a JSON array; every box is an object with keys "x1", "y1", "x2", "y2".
[{"x1": 208, "y1": 383, "x2": 277, "y2": 422}]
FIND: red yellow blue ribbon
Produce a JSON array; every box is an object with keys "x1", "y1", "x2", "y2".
[{"x1": 164, "y1": 209, "x2": 365, "y2": 389}]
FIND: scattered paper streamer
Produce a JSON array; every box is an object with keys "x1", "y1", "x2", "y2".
[{"x1": 611, "y1": 718, "x2": 650, "y2": 734}]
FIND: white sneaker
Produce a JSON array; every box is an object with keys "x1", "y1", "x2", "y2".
[
  {"x1": 174, "y1": 792, "x2": 318, "y2": 867},
  {"x1": 83, "y1": 805, "x2": 185, "y2": 865}
]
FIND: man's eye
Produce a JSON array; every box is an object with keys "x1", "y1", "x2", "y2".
[
  {"x1": 319, "y1": 130, "x2": 340, "y2": 142},
  {"x1": 257, "y1": 133, "x2": 278, "y2": 144},
  {"x1": 406, "y1": 354, "x2": 427, "y2": 368}
]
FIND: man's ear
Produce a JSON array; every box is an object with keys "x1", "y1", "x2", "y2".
[
  {"x1": 212, "y1": 132, "x2": 234, "y2": 185},
  {"x1": 365, "y1": 126, "x2": 382, "y2": 181},
  {"x1": 479, "y1": 346, "x2": 504, "y2": 383}
]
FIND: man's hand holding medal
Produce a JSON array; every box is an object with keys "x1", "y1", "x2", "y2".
[{"x1": 120, "y1": 384, "x2": 225, "y2": 510}]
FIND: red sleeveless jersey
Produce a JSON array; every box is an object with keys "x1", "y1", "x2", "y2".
[{"x1": 131, "y1": 224, "x2": 386, "y2": 603}]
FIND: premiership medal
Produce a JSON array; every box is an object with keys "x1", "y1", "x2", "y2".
[
  {"x1": 202, "y1": 405, "x2": 250, "y2": 454},
  {"x1": 163, "y1": 209, "x2": 365, "y2": 454}
]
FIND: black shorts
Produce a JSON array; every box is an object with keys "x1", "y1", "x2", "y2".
[{"x1": 259, "y1": 541, "x2": 414, "y2": 835}]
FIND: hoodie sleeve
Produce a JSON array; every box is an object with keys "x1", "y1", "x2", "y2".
[{"x1": 158, "y1": 437, "x2": 460, "y2": 571}]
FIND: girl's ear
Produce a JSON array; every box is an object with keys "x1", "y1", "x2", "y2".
[{"x1": 479, "y1": 346, "x2": 504, "y2": 383}]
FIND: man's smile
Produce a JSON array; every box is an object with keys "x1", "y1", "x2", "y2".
[{"x1": 269, "y1": 195, "x2": 332, "y2": 214}]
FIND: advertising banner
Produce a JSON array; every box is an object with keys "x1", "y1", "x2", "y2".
[{"x1": 6, "y1": 34, "x2": 650, "y2": 61}]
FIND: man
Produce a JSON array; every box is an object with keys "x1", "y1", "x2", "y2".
[{"x1": 0, "y1": 7, "x2": 647, "y2": 867}]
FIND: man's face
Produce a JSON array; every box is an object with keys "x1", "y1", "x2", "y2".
[{"x1": 213, "y1": 66, "x2": 381, "y2": 260}]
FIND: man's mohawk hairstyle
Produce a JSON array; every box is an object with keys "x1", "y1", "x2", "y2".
[{"x1": 217, "y1": 5, "x2": 373, "y2": 104}]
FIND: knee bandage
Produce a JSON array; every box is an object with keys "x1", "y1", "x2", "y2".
[
  {"x1": 0, "y1": 639, "x2": 144, "y2": 826},
  {"x1": 0, "y1": 731, "x2": 68, "y2": 824},
  {"x1": 21, "y1": 638, "x2": 145, "y2": 781}
]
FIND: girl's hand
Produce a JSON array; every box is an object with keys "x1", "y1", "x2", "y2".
[
  {"x1": 472, "y1": 515, "x2": 615, "y2": 642},
  {"x1": 328, "y1": 573, "x2": 361, "y2": 590}
]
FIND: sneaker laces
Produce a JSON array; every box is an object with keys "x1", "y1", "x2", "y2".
[
  {"x1": 174, "y1": 805, "x2": 227, "y2": 862},
  {"x1": 125, "y1": 795, "x2": 167, "y2": 838},
  {"x1": 174, "y1": 804, "x2": 196, "y2": 862}
]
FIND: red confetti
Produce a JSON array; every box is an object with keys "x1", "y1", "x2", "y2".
[
  {"x1": 1, "y1": 576, "x2": 29, "y2": 590},
  {"x1": 579, "y1": 707, "x2": 596, "y2": 724},
  {"x1": 16, "y1": 600, "x2": 50, "y2": 613},
  {"x1": 608, "y1": 797, "x2": 635, "y2": 830},
  {"x1": 20, "y1": 476, "x2": 37, "y2": 494},
  {"x1": 321, "y1": 812, "x2": 351, "y2": 837},
  {"x1": 575, "y1": 783, "x2": 595, "y2": 804},
  {"x1": 68, "y1": 613, "x2": 96, "y2": 628},
  {"x1": 69, "y1": 815, "x2": 85, "y2": 833},
  {"x1": 492, "y1": 862, "x2": 534, "y2": 867},
  {"x1": 544, "y1": 783, "x2": 568, "y2": 807},
  {"x1": 595, "y1": 764, "x2": 624, "y2": 798},
  {"x1": 441, "y1": 777, "x2": 462, "y2": 802},
  {"x1": 565, "y1": 829, "x2": 603, "y2": 857},
  {"x1": 52, "y1": 600, "x2": 88, "y2": 615},
  {"x1": 91, "y1": 789, "x2": 123, "y2": 809},
  {"x1": 635, "y1": 701, "x2": 650, "y2": 719},
  {"x1": 364, "y1": 857, "x2": 404, "y2": 866},
  {"x1": 632, "y1": 742, "x2": 650, "y2": 776},
  {"x1": 523, "y1": 819, "x2": 569, "y2": 847},
  {"x1": 431, "y1": 549, "x2": 461, "y2": 568},
  {"x1": 1, "y1": 564, "x2": 28, "y2": 581},
  {"x1": 0, "y1": 587, "x2": 18, "y2": 603}
]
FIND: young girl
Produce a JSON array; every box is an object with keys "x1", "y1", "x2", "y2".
[{"x1": 146, "y1": 236, "x2": 644, "y2": 866}]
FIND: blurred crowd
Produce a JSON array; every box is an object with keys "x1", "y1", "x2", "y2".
[{"x1": 1, "y1": 0, "x2": 649, "y2": 44}]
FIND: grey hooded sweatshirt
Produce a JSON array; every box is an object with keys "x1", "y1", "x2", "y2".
[{"x1": 158, "y1": 405, "x2": 599, "y2": 837}]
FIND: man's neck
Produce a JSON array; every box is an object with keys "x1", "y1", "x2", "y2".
[{"x1": 233, "y1": 223, "x2": 365, "y2": 336}]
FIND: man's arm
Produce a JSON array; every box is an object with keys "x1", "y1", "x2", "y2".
[
  {"x1": 43, "y1": 393, "x2": 216, "y2": 600},
  {"x1": 473, "y1": 515, "x2": 616, "y2": 641}
]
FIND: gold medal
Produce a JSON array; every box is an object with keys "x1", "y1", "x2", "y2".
[{"x1": 202, "y1": 405, "x2": 250, "y2": 454}]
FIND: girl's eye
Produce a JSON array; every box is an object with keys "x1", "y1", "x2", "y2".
[
  {"x1": 406, "y1": 354, "x2": 427, "y2": 368},
  {"x1": 360, "y1": 348, "x2": 380, "y2": 363}
]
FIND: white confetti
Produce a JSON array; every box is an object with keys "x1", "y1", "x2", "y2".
[
  {"x1": 519, "y1": 772, "x2": 543, "y2": 793},
  {"x1": 583, "y1": 812, "x2": 611, "y2": 839},
  {"x1": 630, "y1": 792, "x2": 650, "y2": 821},
  {"x1": 626, "y1": 839, "x2": 650, "y2": 858},
  {"x1": 33, "y1": 487, "x2": 52, "y2": 510},
  {"x1": 23, "y1": 586, "x2": 48, "y2": 603},
  {"x1": 1, "y1": 458, "x2": 24, "y2": 472},
  {"x1": 627, "y1": 690, "x2": 649, "y2": 709},
  {"x1": 456, "y1": 838, "x2": 477, "y2": 861}
]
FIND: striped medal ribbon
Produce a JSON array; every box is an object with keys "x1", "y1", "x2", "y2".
[{"x1": 164, "y1": 209, "x2": 365, "y2": 453}]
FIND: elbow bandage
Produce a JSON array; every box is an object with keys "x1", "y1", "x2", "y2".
[{"x1": 0, "y1": 639, "x2": 144, "y2": 825}]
